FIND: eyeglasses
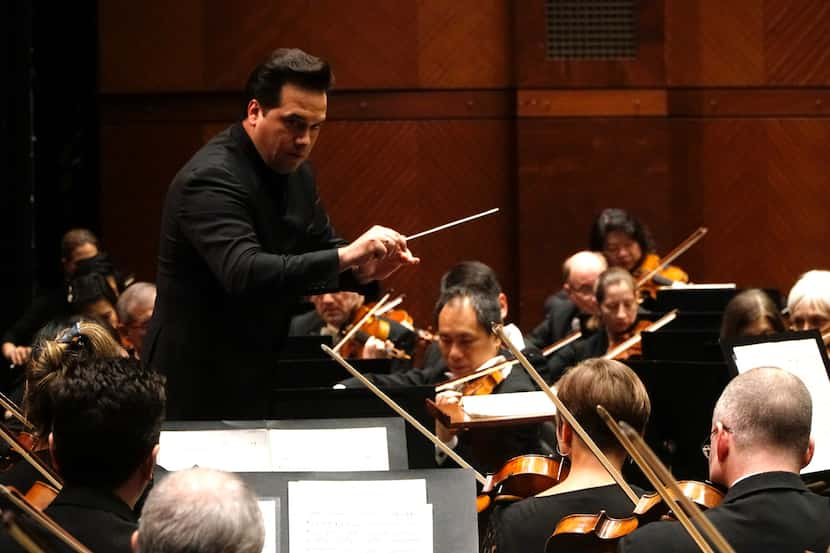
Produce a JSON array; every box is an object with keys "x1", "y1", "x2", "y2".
[{"x1": 701, "y1": 423, "x2": 731, "y2": 460}]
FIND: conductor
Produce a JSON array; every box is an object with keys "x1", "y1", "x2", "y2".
[{"x1": 144, "y1": 48, "x2": 418, "y2": 419}]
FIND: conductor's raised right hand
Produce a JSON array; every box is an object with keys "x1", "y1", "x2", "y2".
[{"x1": 338, "y1": 225, "x2": 419, "y2": 282}]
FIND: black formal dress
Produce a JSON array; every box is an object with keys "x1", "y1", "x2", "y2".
[
  {"x1": 617, "y1": 472, "x2": 830, "y2": 553},
  {"x1": 484, "y1": 483, "x2": 644, "y2": 553},
  {"x1": 144, "y1": 123, "x2": 371, "y2": 419}
]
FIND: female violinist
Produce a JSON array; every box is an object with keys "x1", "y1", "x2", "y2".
[
  {"x1": 482, "y1": 358, "x2": 651, "y2": 553},
  {"x1": 0, "y1": 318, "x2": 123, "y2": 501},
  {"x1": 545, "y1": 268, "x2": 643, "y2": 383},
  {"x1": 590, "y1": 208, "x2": 689, "y2": 298}
]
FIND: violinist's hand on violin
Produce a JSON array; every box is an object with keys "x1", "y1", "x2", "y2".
[
  {"x1": 338, "y1": 226, "x2": 420, "y2": 283},
  {"x1": 435, "y1": 390, "x2": 463, "y2": 443},
  {"x1": 361, "y1": 336, "x2": 389, "y2": 359}
]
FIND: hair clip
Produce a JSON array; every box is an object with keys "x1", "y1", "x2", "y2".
[{"x1": 56, "y1": 322, "x2": 87, "y2": 349}]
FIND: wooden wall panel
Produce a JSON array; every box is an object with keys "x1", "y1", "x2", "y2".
[
  {"x1": 99, "y1": 0, "x2": 511, "y2": 93},
  {"x1": 514, "y1": 0, "x2": 665, "y2": 88},
  {"x1": 765, "y1": 0, "x2": 830, "y2": 85},
  {"x1": 666, "y1": 0, "x2": 764, "y2": 86},
  {"x1": 515, "y1": 118, "x2": 700, "y2": 328}
]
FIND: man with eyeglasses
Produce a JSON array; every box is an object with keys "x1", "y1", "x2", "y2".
[
  {"x1": 526, "y1": 251, "x2": 607, "y2": 349},
  {"x1": 543, "y1": 267, "x2": 641, "y2": 383},
  {"x1": 618, "y1": 367, "x2": 830, "y2": 553}
]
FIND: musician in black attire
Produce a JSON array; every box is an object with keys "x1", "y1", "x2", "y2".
[
  {"x1": 483, "y1": 358, "x2": 650, "y2": 553},
  {"x1": 144, "y1": 48, "x2": 416, "y2": 419},
  {"x1": 1, "y1": 324, "x2": 165, "y2": 553},
  {"x1": 545, "y1": 268, "x2": 641, "y2": 383},
  {"x1": 618, "y1": 367, "x2": 830, "y2": 553},
  {"x1": 432, "y1": 285, "x2": 544, "y2": 474},
  {"x1": 527, "y1": 251, "x2": 606, "y2": 349}
]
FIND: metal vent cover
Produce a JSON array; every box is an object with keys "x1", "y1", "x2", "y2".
[{"x1": 545, "y1": 0, "x2": 638, "y2": 60}]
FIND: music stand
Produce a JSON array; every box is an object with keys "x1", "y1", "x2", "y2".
[{"x1": 721, "y1": 330, "x2": 830, "y2": 478}]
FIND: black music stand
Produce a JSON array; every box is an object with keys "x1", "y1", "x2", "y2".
[
  {"x1": 277, "y1": 335, "x2": 333, "y2": 360},
  {"x1": 273, "y1": 358, "x2": 393, "y2": 389}
]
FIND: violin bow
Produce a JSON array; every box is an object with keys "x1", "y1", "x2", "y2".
[
  {"x1": 597, "y1": 406, "x2": 736, "y2": 553},
  {"x1": 332, "y1": 292, "x2": 391, "y2": 353},
  {"x1": 0, "y1": 392, "x2": 34, "y2": 433},
  {"x1": 0, "y1": 422, "x2": 62, "y2": 489},
  {"x1": 492, "y1": 324, "x2": 639, "y2": 506},
  {"x1": 435, "y1": 330, "x2": 582, "y2": 393},
  {"x1": 603, "y1": 310, "x2": 678, "y2": 360},
  {"x1": 636, "y1": 227, "x2": 708, "y2": 289},
  {"x1": 321, "y1": 344, "x2": 488, "y2": 486},
  {"x1": 0, "y1": 486, "x2": 91, "y2": 553},
  {"x1": 2, "y1": 511, "x2": 50, "y2": 553}
]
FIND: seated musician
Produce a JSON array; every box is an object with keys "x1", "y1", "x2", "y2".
[
  {"x1": 483, "y1": 358, "x2": 650, "y2": 553},
  {"x1": 618, "y1": 367, "x2": 830, "y2": 552},
  {"x1": 338, "y1": 260, "x2": 524, "y2": 387},
  {"x1": 132, "y1": 468, "x2": 265, "y2": 553},
  {"x1": 116, "y1": 282, "x2": 157, "y2": 359},
  {"x1": 590, "y1": 208, "x2": 688, "y2": 288},
  {"x1": 2, "y1": 322, "x2": 165, "y2": 553},
  {"x1": 0, "y1": 319, "x2": 124, "y2": 494},
  {"x1": 433, "y1": 285, "x2": 545, "y2": 473},
  {"x1": 289, "y1": 291, "x2": 416, "y2": 359},
  {"x1": 68, "y1": 271, "x2": 122, "y2": 338},
  {"x1": 526, "y1": 251, "x2": 607, "y2": 349},
  {"x1": 720, "y1": 288, "x2": 785, "y2": 341},
  {"x1": 787, "y1": 270, "x2": 830, "y2": 353},
  {"x1": 545, "y1": 268, "x2": 641, "y2": 383}
]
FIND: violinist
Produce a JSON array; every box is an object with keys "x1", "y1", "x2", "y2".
[
  {"x1": 590, "y1": 208, "x2": 689, "y2": 293},
  {"x1": 0, "y1": 318, "x2": 123, "y2": 494},
  {"x1": 720, "y1": 289, "x2": 785, "y2": 341},
  {"x1": 618, "y1": 367, "x2": 830, "y2": 553},
  {"x1": 289, "y1": 291, "x2": 416, "y2": 359},
  {"x1": 526, "y1": 251, "x2": 607, "y2": 349},
  {"x1": 545, "y1": 268, "x2": 643, "y2": 383},
  {"x1": 433, "y1": 285, "x2": 545, "y2": 474},
  {"x1": 0, "y1": 324, "x2": 166, "y2": 553},
  {"x1": 116, "y1": 282, "x2": 157, "y2": 360},
  {"x1": 483, "y1": 358, "x2": 650, "y2": 553},
  {"x1": 787, "y1": 270, "x2": 830, "y2": 354}
]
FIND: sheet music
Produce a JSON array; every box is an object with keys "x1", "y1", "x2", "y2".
[
  {"x1": 158, "y1": 429, "x2": 272, "y2": 472},
  {"x1": 258, "y1": 499, "x2": 279, "y2": 553},
  {"x1": 731, "y1": 338, "x2": 830, "y2": 474},
  {"x1": 288, "y1": 480, "x2": 431, "y2": 553},
  {"x1": 268, "y1": 427, "x2": 389, "y2": 471},
  {"x1": 461, "y1": 391, "x2": 556, "y2": 418}
]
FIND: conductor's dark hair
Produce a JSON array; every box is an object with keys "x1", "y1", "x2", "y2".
[
  {"x1": 51, "y1": 356, "x2": 166, "y2": 489},
  {"x1": 589, "y1": 208, "x2": 654, "y2": 254},
  {"x1": 434, "y1": 285, "x2": 503, "y2": 335},
  {"x1": 439, "y1": 261, "x2": 502, "y2": 296},
  {"x1": 244, "y1": 48, "x2": 334, "y2": 112}
]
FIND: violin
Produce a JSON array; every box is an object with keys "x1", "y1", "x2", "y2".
[
  {"x1": 337, "y1": 299, "x2": 418, "y2": 359},
  {"x1": 477, "y1": 454, "x2": 569, "y2": 513},
  {"x1": 603, "y1": 310, "x2": 678, "y2": 361},
  {"x1": 634, "y1": 227, "x2": 707, "y2": 299}
]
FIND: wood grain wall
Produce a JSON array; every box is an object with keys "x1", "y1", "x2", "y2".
[{"x1": 98, "y1": 0, "x2": 830, "y2": 331}]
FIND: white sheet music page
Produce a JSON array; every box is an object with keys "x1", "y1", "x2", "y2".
[
  {"x1": 258, "y1": 499, "x2": 279, "y2": 553},
  {"x1": 268, "y1": 427, "x2": 389, "y2": 471},
  {"x1": 288, "y1": 480, "x2": 432, "y2": 553},
  {"x1": 461, "y1": 390, "x2": 556, "y2": 418},
  {"x1": 731, "y1": 338, "x2": 830, "y2": 474},
  {"x1": 157, "y1": 429, "x2": 272, "y2": 472}
]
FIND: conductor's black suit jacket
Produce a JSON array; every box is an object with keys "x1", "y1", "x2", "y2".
[{"x1": 144, "y1": 123, "x2": 366, "y2": 419}]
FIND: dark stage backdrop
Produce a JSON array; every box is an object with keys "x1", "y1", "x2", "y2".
[{"x1": 98, "y1": 0, "x2": 830, "y2": 331}]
